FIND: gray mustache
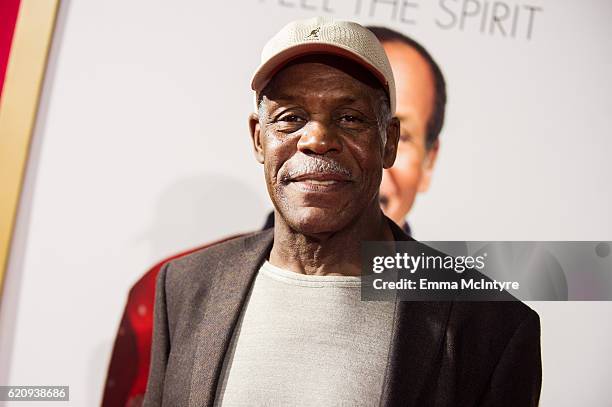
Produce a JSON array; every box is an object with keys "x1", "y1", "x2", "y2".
[{"x1": 281, "y1": 157, "x2": 352, "y2": 181}]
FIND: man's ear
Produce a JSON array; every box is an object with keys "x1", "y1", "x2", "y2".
[
  {"x1": 418, "y1": 138, "x2": 440, "y2": 193},
  {"x1": 382, "y1": 117, "x2": 400, "y2": 169},
  {"x1": 249, "y1": 112, "x2": 264, "y2": 164}
]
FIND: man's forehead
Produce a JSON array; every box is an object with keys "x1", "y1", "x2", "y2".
[
  {"x1": 265, "y1": 76, "x2": 364, "y2": 96},
  {"x1": 262, "y1": 84, "x2": 368, "y2": 107},
  {"x1": 259, "y1": 55, "x2": 385, "y2": 108}
]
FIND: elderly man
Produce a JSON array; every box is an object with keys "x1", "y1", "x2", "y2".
[
  {"x1": 103, "y1": 26, "x2": 451, "y2": 407},
  {"x1": 143, "y1": 18, "x2": 540, "y2": 407}
]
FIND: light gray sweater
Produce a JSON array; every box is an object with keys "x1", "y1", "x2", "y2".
[{"x1": 214, "y1": 261, "x2": 396, "y2": 406}]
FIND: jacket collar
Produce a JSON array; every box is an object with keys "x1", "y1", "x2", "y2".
[
  {"x1": 188, "y1": 229, "x2": 274, "y2": 407},
  {"x1": 381, "y1": 220, "x2": 453, "y2": 406},
  {"x1": 189, "y1": 219, "x2": 451, "y2": 407}
]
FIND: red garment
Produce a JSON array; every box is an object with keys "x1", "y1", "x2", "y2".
[
  {"x1": 0, "y1": 0, "x2": 21, "y2": 98},
  {"x1": 101, "y1": 235, "x2": 244, "y2": 407}
]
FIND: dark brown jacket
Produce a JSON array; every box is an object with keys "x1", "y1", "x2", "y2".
[{"x1": 143, "y1": 223, "x2": 541, "y2": 406}]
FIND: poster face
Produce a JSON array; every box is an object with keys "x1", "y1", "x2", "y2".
[{"x1": 1, "y1": 1, "x2": 611, "y2": 406}]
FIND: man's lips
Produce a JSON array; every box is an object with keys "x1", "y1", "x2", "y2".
[
  {"x1": 289, "y1": 172, "x2": 351, "y2": 183},
  {"x1": 285, "y1": 172, "x2": 352, "y2": 191}
]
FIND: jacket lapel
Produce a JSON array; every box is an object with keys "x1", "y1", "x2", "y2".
[
  {"x1": 379, "y1": 300, "x2": 452, "y2": 406},
  {"x1": 188, "y1": 229, "x2": 274, "y2": 407},
  {"x1": 380, "y1": 221, "x2": 452, "y2": 406}
]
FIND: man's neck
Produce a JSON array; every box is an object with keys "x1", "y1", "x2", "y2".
[{"x1": 269, "y1": 204, "x2": 394, "y2": 276}]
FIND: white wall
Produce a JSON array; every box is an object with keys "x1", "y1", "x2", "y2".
[{"x1": 1, "y1": 0, "x2": 611, "y2": 406}]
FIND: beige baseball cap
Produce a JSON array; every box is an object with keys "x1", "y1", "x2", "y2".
[{"x1": 251, "y1": 17, "x2": 396, "y2": 113}]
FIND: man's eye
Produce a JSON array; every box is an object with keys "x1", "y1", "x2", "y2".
[
  {"x1": 339, "y1": 115, "x2": 362, "y2": 123},
  {"x1": 279, "y1": 114, "x2": 304, "y2": 122}
]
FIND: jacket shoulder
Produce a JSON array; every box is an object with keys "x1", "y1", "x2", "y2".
[
  {"x1": 163, "y1": 229, "x2": 271, "y2": 283},
  {"x1": 156, "y1": 229, "x2": 273, "y2": 337},
  {"x1": 159, "y1": 229, "x2": 273, "y2": 302}
]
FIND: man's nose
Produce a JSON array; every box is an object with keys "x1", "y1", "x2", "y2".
[{"x1": 297, "y1": 121, "x2": 342, "y2": 155}]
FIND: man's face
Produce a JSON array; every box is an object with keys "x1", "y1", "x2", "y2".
[
  {"x1": 379, "y1": 41, "x2": 440, "y2": 226},
  {"x1": 250, "y1": 57, "x2": 399, "y2": 235}
]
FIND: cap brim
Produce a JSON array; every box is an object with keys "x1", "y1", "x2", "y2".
[{"x1": 251, "y1": 42, "x2": 390, "y2": 95}]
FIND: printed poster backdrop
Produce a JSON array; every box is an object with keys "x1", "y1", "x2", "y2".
[{"x1": 0, "y1": 1, "x2": 610, "y2": 406}]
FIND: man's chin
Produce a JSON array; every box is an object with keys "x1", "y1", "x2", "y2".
[{"x1": 280, "y1": 207, "x2": 351, "y2": 236}]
